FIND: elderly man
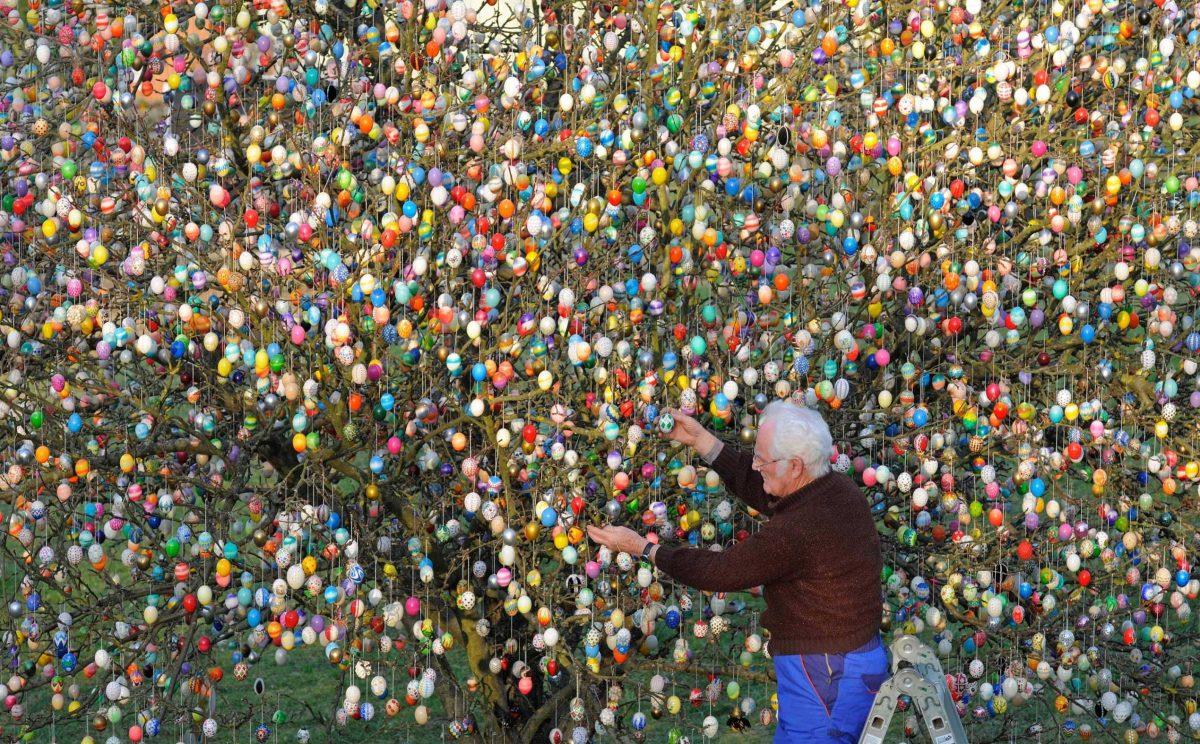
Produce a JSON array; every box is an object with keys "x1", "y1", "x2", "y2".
[{"x1": 588, "y1": 400, "x2": 885, "y2": 743}]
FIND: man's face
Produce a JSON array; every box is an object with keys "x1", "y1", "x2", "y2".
[{"x1": 752, "y1": 420, "x2": 803, "y2": 497}]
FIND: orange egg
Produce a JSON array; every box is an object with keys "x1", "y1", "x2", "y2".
[{"x1": 821, "y1": 33, "x2": 838, "y2": 56}]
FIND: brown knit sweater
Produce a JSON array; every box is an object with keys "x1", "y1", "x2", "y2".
[{"x1": 654, "y1": 444, "x2": 883, "y2": 655}]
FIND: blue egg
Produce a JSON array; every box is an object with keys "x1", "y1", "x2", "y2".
[{"x1": 540, "y1": 507, "x2": 558, "y2": 527}]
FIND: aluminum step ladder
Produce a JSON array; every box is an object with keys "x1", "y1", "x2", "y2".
[{"x1": 858, "y1": 635, "x2": 969, "y2": 744}]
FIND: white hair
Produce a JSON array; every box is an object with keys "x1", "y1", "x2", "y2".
[{"x1": 760, "y1": 401, "x2": 832, "y2": 477}]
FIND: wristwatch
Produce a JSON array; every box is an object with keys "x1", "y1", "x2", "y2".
[{"x1": 640, "y1": 541, "x2": 655, "y2": 563}]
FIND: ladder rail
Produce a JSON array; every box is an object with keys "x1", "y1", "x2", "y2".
[{"x1": 857, "y1": 636, "x2": 969, "y2": 744}]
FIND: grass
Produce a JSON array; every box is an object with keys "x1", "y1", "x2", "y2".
[{"x1": 26, "y1": 640, "x2": 779, "y2": 743}]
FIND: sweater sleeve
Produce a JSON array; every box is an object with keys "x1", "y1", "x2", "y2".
[
  {"x1": 710, "y1": 444, "x2": 772, "y2": 513},
  {"x1": 654, "y1": 519, "x2": 799, "y2": 592}
]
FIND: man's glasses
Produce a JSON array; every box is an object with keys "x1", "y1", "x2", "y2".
[{"x1": 752, "y1": 453, "x2": 793, "y2": 469}]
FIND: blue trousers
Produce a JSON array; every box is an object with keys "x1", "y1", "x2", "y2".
[{"x1": 773, "y1": 636, "x2": 890, "y2": 743}]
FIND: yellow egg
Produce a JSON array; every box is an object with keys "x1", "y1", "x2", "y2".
[{"x1": 90, "y1": 244, "x2": 109, "y2": 266}]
